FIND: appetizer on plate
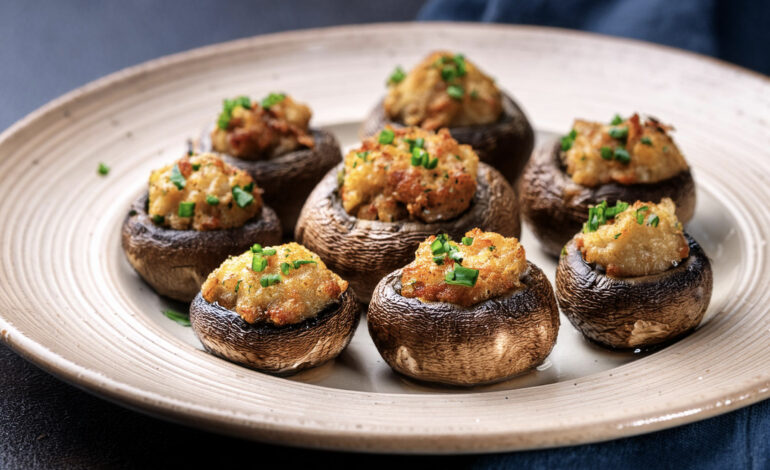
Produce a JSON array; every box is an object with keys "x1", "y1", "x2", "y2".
[
  {"x1": 520, "y1": 113, "x2": 695, "y2": 256},
  {"x1": 361, "y1": 51, "x2": 534, "y2": 182},
  {"x1": 295, "y1": 126, "x2": 521, "y2": 302},
  {"x1": 198, "y1": 93, "x2": 342, "y2": 235},
  {"x1": 190, "y1": 242, "x2": 360, "y2": 375},
  {"x1": 122, "y1": 152, "x2": 281, "y2": 302},
  {"x1": 556, "y1": 198, "x2": 712, "y2": 349},
  {"x1": 368, "y1": 229, "x2": 559, "y2": 386}
]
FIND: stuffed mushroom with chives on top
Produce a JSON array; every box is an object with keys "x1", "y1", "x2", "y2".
[
  {"x1": 520, "y1": 113, "x2": 696, "y2": 256},
  {"x1": 556, "y1": 198, "x2": 712, "y2": 349},
  {"x1": 361, "y1": 51, "x2": 534, "y2": 182},
  {"x1": 199, "y1": 92, "x2": 342, "y2": 235},
  {"x1": 121, "y1": 152, "x2": 282, "y2": 302},
  {"x1": 368, "y1": 229, "x2": 559, "y2": 386},
  {"x1": 295, "y1": 126, "x2": 520, "y2": 302},
  {"x1": 190, "y1": 242, "x2": 361, "y2": 375}
]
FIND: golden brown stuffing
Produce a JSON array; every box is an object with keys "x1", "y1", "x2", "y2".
[
  {"x1": 210, "y1": 94, "x2": 314, "y2": 160},
  {"x1": 384, "y1": 51, "x2": 502, "y2": 130},
  {"x1": 148, "y1": 153, "x2": 261, "y2": 231},
  {"x1": 577, "y1": 198, "x2": 689, "y2": 277},
  {"x1": 401, "y1": 228, "x2": 527, "y2": 307},
  {"x1": 201, "y1": 242, "x2": 348, "y2": 326},
  {"x1": 562, "y1": 114, "x2": 689, "y2": 186},
  {"x1": 340, "y1": 126, "x2": 478, "y2": 223}
]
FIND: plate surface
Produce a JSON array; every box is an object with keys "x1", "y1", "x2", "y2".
[{"x1": 0, "y1": 23, "x2": 769, "y2": 453}]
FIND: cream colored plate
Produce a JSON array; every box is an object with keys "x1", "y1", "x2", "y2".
[{"x1": 0, "y1": 23, "x2": 769, "y2": 453}]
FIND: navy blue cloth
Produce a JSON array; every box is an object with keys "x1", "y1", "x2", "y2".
[{"x1": 419, "y1": 0, "x2": 770, "y2": 75}]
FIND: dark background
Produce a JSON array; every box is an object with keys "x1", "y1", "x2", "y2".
[{"x1": 1, "y1": 1, "x2": 768, "y2": 468}]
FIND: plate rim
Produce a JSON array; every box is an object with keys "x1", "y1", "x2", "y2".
[{"x1": 1, "y1": 22, "x2": 769, "y2": 453}]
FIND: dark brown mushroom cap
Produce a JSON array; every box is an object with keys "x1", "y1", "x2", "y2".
[
  {"x1": 555, "y1": 233, "x2": 712, "y2": 350},
  {"x1": 199, "y1": 128, "x2": 342, "y2": 236},
  {"x1": 360, "y1": 93, "x2": 535, "y2": 183},
  {"x1": 294, "y1": 162, "x2": 521, "y2": 303},
  {"x1": 519, "y1": 139, "x2": 696, "y2": 256},
  {"x1": 367, "y1": 263, "x2": 559, "y2": 386},
  {"x1": 121, "y1": 194, "x2": 282, "y2": 302},
  {"x1": 189, "y1": 288, "x2": 361, "y2": 375}
]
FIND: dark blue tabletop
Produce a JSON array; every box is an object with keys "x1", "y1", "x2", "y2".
[{"x1": 1, "y1": 1, "x2": 768, "y2": 468}]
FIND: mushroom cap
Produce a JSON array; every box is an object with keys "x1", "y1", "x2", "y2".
[
  {"x1": 367, "y1": 263, "x2": 559, "y2": 386},
  {"x1": 200, "y1": 128, "x2": 342, "y2": 236},
  {"x1": 294, "y1": 162, "x2": 521, "y2": 303},
  {"x1": 189, "y1": 288, "x2": 361, "y2": 375},
  {"x1": 121, "y1": 193, "x2": 282, "y2": 302},
  {"x1": 555, "y1": 233, "x2": 713, "y2": 349},
  {"x1": 520, "y1": 139, "x2": 696, "y2": 256},
  {"x1": 360, "y1": 92, "x2": 534, "y2": 183}
]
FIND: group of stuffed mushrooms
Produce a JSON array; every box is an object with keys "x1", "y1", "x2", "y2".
[{"x1": 121, "y1": 51, "x2": 713, "y2": 386}]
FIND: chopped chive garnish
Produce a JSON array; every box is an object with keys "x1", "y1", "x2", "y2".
[
  {"x1": 425, "y1": 157, "x2": 439, "y2": 169},
  {"x1": 262, "y1": 248, "x2": 277, "y2": 256},
  {"x1": 647, "y1": 214, "x2": 660, "y2": 227},
  {"x1": 433, "y1": 255, "x2": 445, "y2": 265},
  {"x1": 292, "y1": 259, "x2": 317, "y2": 269},
  {"x1": 251, "y1": 243, "x2": 262, "y2": 253},
  {"x1": 462, "y1": 236, "x2": 473, "y2": 246},
  {"x1": 260, "y1": 274, "x2": 281, "y2": 287},
  {"x1": 251, "y1": 254, "x2": 267, "y2": 272},
  {"x1": 191, "y1": 163, "x2": 201, "y2": 171},
  {"x1": 582, "y1": 200, "x2": 629, "y2": 232},
  {"x1": 378, "y1": 129, "x2": 395, "y2": 145},
  {"x1": 232, "y1": 186, "x2": 254, "y2": 208},
  {"x1": 235, "y1": 280, "x2": 241, "y2": 292},
  {"x1": 178, "y1": 201, "x2": 195, "y2": 218},
  {"x1": 614, "y1": 233, "x2": 622, "y2": 239},
  {"x1": 162, "y1": 309, "x2": 191, "y2": 327},
  {"x1": 447, "y1": 84, "x2": 464, "y2": 100},
  {"x1": 387, "y1": 66, "x2": 406, "y2": 85},
  {"x1": 489, "y1": 245, "x2": 496, "y2": 251},
  {"x1": 640, "y1": 136, "x2": 653, "y2": 146},
  {"x1": 445, "y1": 265, "x2": 479, "y2": 287},
  {"x1": 430, "y1": 236, "x2": 447, "y2": 254},
  {"x1": 609, "y1": 126, "x2": 629, "y2": 141},
  {"x1": 170, "y1": 164, "x2": 186, "y2": 189},
  {"x1": 97, "y1": 162, "x2": 110, "y2": 175},
  {"x1": 243, "y1": 182, "x2": 254, "y2": 193},
  {"x1": 151, "y1": 214, "x2": 165, "y2": 224},
  {"x1": 205, "y1": 194, "x2": 220, "y2": 206},
  {"x1": 561, "y1": 129, "x2": 578, "y2": 151},
  {"x1": 356, "y1": 151, "x2": 369, "y2": 162},
  {"x1": 611, "y1": 114, "x2": 623, "y2": 125},
  {"x1": 217, "y1": 96, "x2": 251, "y2": 129},
  {"x1": 614, "y1": 148, "x2": 631, "y2": 164},
  {"x1": 260, "y1": 92, "x2": 286, "y2": 109},
  {"x1": 636, "y1": 206, "x2": 649, "y2": 224},
  {"x1": 280, "y1": 262, "x2": 291, "y2": 275},
  {"x1": 600, "y1": 146, "x2": 613, "y2": 160}
]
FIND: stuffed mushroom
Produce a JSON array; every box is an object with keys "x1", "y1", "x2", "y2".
[
  {"x1": 190, "y1": 242, "x2": 361, "y2": 375},
  {"x1": 198, "y1": 93, "x2": 342, "y2": 235},
  {"x1": 295, "y1": 126, "x2": 521, "y2": 302},
  {"x1": 556, "y1": 198, "x2": 712, "y2": 349},
  {"x1": 520, "y1": 113, "x2": 696, "y2": 256},
  {"x1": 368, "y1": 229, "x2": 559, "y2": 386},
  {"x1": 122, "y1": 152, "x2": 282, "y2": 302},
  {"x1": 361, "y1": 51, "x2": 534, "y2": 182}
]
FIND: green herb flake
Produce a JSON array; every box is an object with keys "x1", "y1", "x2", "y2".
[
  {"x1": 387, "y1": 66, "x2": 406, "y2": 85},
  {"x1": 251, "y1": 243, "x2": 262, "y2": 253},
  {"x1": 251, "y1": 254, "x2": 267, "y2": 272},
  {"x1": 425, "y1": 157, "x2": 439, "y2": 169},
  {"x1": 461, "y1": 236, "x2": 473, "y2": 246},
  {"x1": 162, "y1": 309, "x2": 190, "y2": 327},
  {"x1": 378, "y1": 129, "x2": 395, "y2": 145},
  {"x1": 292, "y1": 259, "x2": 317, "y2": 269},
  {"x1": 205, "y1": 194, "x2": 220, "y2": 206},
  {"x1": 217, "y1": 96, "x2": 251, "y2": 129},
  {"x1": 445, "y1": 265, "x2": 479, "y2": 287},
  {"x1": 260, "y1": 92, "x2": 286, "y2": 110},
  {"x1": 640, "y1": 136, "x2": 653, "y2": 146},
  {"x1": 614, "y1": 233, "x2": 622, "y2": 239},
  {"x1": 235, "y1": 280, "x2": 242, "y2": 292},
  {"x1": 178, "y1": 201, "x2": 195, "y2": 218},
  {"x1": 260, "y1": 274, "x2": 281, "y2": 287},
  {"x1": 561, "y1": 129, "x2": 578, "y2": 151},
  {"x1": 583, "y1": 200, "x2": 629, "y2": 232},
  {"x1": 447, "y1": 84, "x2": 464, "y2": 100},
  {"x1": 280, "y1": 262, "x2": 292, "y2": 275},
  {"x1": 232, "y1": 186, "x2": 254, "y2": 208},
  {"x1": 600, "y1": 146, "x2": 613, "y2": 160},
  {"x1": 614, "y1": 148, "x2": 631, "y2": 164},
  {"x1": 151, "y1": 214, "x2": 165, "y2": 224},
  {"x1": 433, "y1": 255, "x2": 445, "y2": 265},
  {"x1": 262, "y1": 248, "x2": 277, "y2": 256},
  {"x1": 610, "y1": 114, "x2": 623, "y2": 125},
  {"x1": 609, "y1": 126, "x2": 629, "y2": 141},
  {"x1": 636, "y1": 206, "x2": 649, "y2": 225},
  {"x1": 356, "y1": 151, "x2": 370, "y2": 162},
  {"x1": 170, "y1": 164, "x2": 186, "y2": 190},
  {"x1": 647, "y1": 214, "x2": 660, "y2": 227},
  {"x1": 489, "y1": 245, "x2": 496, "y2": 251},
  {"x1": 191, "y1": 163, "x2": 201, "y2": 171},
  {"x1": 97, "y1": 162, "x2": 110, "y2": 176}
]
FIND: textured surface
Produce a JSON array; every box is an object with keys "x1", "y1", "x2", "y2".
[
  {"x1": 0, "y1": 23, "x2": 769, "y2": 453},
  {"x1": 295, "y1": 162, "x2": 521, "y2": 302}
]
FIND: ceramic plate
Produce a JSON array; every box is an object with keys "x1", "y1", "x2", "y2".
[{"x1": 0, "y1": 23, "x2": 768, "y2": 453}]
